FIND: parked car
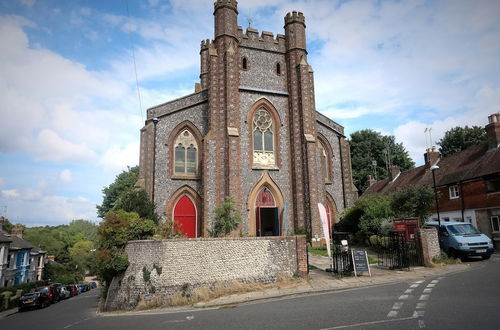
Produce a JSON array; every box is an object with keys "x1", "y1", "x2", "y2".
[
  {"x1": 89, "y1": 281, "x2": 97, "y2": 289},
  {"x1": 35, "y1": 286, "x2": 58, "y2": 304},
  {"x1": 425, "y1": 221, "x2": 495, "y2": 260},
  {"x1": 67, "y1": 284, "x2": 79, "y2": 297},
  {"x1": 18, "y1": 292, "x2": 50, "y2": 312},
  {"x1": 57, "y1": 286, "x2": 71, "y2": 300}
]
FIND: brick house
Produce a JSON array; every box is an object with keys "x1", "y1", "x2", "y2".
[
  {"x1": 364, "y1": 114, "x2": 500, "y2": 251},
  {"x1": 136, "y1": 1, "x2": 357, "y2": 239}
]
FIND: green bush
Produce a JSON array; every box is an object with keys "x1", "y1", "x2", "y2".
[{"x1": 209, "y1": 196, "x2": 241, "y2": 237}]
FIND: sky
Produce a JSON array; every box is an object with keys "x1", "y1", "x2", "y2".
[{"x1": 0, "y1": 0, "x2": 499, "y2": 227}]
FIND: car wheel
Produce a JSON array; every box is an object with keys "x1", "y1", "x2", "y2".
[{"x1": 482, "y1": 254, "x2": 491, "y2": 260}]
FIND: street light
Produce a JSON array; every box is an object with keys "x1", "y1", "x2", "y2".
[{"x1": 430, "y1": 165, "x2": 440, "y2": 227}]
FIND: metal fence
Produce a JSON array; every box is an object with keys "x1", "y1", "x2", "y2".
[{"x1": 375, "y1": 230, "x2": 423, "y2": 270}]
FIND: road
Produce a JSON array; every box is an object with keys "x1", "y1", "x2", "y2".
[{"x1": 1, "y1": 257, "x2": 499, "y2": 329}]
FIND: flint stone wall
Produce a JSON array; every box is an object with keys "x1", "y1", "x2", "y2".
[{"x1": 105, "y1": 236, "x2": 307, "y2": 311}]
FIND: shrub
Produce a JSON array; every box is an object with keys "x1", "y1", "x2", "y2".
[{"x1": 209, "y1": 196, "x2": 241, "y2": 237}]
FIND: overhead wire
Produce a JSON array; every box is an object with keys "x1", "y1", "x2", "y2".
[{"x1": 125, "y1": 0, "x2": 144, "y2": 123}]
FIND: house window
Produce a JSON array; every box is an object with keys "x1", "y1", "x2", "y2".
[
  {"x1": 174, "y1": 129, "x2": 198, "y2": 175},
  {"x1": 449, "y1": 185, "x2": 459, "y2": 199},
  {"x1": 253, "y1": 108, "x2": 275, "y2": 166},
  {"x1": 486, "y1": 175, "x2": 500, "y2": 193},
  {"x1": 492, "y1": 216, "x2": 500, "y2": 233}
]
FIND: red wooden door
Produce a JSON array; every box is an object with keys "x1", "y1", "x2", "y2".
[
  {"x1": 255, "y1": 187, "x2": 276, "y2": 236},
  {"x1": 174, "y1": 195, "x2": 196, "y2": 238}
]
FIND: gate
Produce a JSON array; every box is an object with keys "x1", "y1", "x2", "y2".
[
  {"x1": 375, "y1": 230, "x2": 423, "y2": 270},
  {"x1": 331, "y1": 232, "x2": 353, "y2": 276}
]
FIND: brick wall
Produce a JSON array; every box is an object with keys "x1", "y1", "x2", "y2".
[
  {"x1": 104, "y1": 235, "x2": 308, "y2": 311},
  {"x1": 417, "y1": 228, "x2": 440, "y2": 266}
]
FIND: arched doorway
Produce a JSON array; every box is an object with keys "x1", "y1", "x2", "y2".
[
  {"x1": 173, "y1": 195, "x2": 197, "y2": 238},
  {"x1": 255, "y1": 187, "x2": 279, "y2": 236},
  {"x1": 325, "y1": 194, "x2": 338, "y2": 233}
]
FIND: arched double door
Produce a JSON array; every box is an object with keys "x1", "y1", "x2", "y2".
[
  {"x1": 173, "y1": 195, "x2": 197, "y2": 238},
  {"x1": 255, "y1": 187, "x2": 279, "y2": 236}
]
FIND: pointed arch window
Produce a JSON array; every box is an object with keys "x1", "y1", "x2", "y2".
[
  {"x1": 253, "y1": 107, "x2": 275, "y2": 166},
  {"x1": 174, "y1": 129, "x2": 198, "y2": 175},
  {"x1": 318, "y1": 138, "x2": 333, "y2": 183}
]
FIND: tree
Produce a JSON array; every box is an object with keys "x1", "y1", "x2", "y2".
[
  {"x1": 390, "y1": 185, "x2": 435, "y2": 221},
  {"x1": 437, "y1": 126, "x2": 486, "y2": 157},
  {"x1": 349, "y1": 130, "x2": 415, "y2": 193},
  {"x1": 336, "y1": 194, "x2": 393, "y2": 236},
  {"x1": 69, "y1": 240, "x2": 96, "y2": 276},
  {"x1": 209, "y1": 196, "x2": 241, "y2": 237},
  {"x1": 112, "y1": 189, "x2": 158, "y2": 224},
  {"x1": 97, "y1": 166, "x2": 139, "y2": 218},
  {"x1": 96, "y1": 210, "x2": 157, "y2": 286}
]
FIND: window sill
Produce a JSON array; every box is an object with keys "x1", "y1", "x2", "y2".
[
  {"x1": 325, "y1": 180, "x2": 333, "y2": 185},
  {"x1": 252, "y1": 165, "x2": 280, "y2": 171},
  {"x1": 449, "y1": 196, "x2": 460, "y2": 200},
  {"x1": 171, "y1": 175, "x2": 200, "y2": 181}
]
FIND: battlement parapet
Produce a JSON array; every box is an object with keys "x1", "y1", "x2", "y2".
[
  {"x1": 200, "y1": 39, "x2": 215, "y2": 50},
  {"x1": 237, "y1": 26, "x2": 286, "y2": 50},
  {"x1": 214, "y1": 0, "x2": 238, "y2": 12},
  {"x1": 284, "y1": 11, "x2": 305, "y2": 26}
]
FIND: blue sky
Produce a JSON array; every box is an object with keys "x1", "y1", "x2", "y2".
[{"x1": 0, "y1": 0, "x2": 499, "y2": 226}]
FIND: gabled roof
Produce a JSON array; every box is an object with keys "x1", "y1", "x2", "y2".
[
  {"x1": 5, "y1": 234, "x2": 35, "y2": 250},
  {"x1": 364, "y1": 143, "x2": 500, "y2": 195}
]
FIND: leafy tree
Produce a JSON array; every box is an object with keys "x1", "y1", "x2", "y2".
[
  {"x1": 112, "y1": 189, "x2": 158, "y2": 224},
  {"x1": 97, "y1": 166, "x2": 139, "y2": 218},
  {"x1": 336, "y1": 194, "x2": 393, "y2": 235},
  {"x1": 390, "y1": 185, "x2": 435, "y2": 221},
  {"x1": 69, "y1": 240, "x2": 96, "y2": 276},
  {"x1": 209, "y1": 196, "x2": 241, "y2": 237},
  {"x1": 349, "y1": 130, "x2": 414, "y2": 193},
  {"x1": 96, "y1": 210, "x2": 157, "y2": 286},
  {"x1": 437, "y1": 126, "x2": 486, "y2": 157},
  {"x1": 0, "y1": 217, "x2": 14, "y2": 233}
]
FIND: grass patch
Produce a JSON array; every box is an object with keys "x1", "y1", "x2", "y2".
[
  {"x1": 432, "y1": 252, "x2": 461, "y2": 266},
  {"x1": 135, "y1": 277, "x2": 309, "y2": 310},
  {"x1": 368, "y1": 256, "x2": 378, "y2": 264},
  {"x1": 309, "y1": 247, "x2": 329, "y2": 257}
]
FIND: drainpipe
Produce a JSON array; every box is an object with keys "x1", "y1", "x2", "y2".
[
  {"x1": 459, "y1": 181, "x2": 465, "y2": 221},
  {"x1": 337, "y1": 135, "x2": 347, "y2": 209},
  {"x1": 151, "y1": 117, "x2": 159, "y2": 203}
]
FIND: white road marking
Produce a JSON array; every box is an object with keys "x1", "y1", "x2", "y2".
[
  {"x1": 413, "y1": 310, "x2": 425, "y2": 317},
  {"x1": 419, "y1": 319, "x2": 426, "y2": 328},
  {"x1": 399, "y1": 294, "x2": 410, "y2": 300},
  {"x1": 423, "y1": 288, "x2": 432, "y2": 293},
  {"x1": 419, "y1": 294, "x2": 429, "y2": 301},
  {"x1": 387, "y1": 310, "x2": 399, "y2": 318},
  {"x1": 404, "y1": 289, "x2": 413, "y2": 294},
  {"x1": 320, "y1": 316, "x2": 418, "y2": 330},
  {"x1": 415, "y1": 280, "x2": 424, "y2": 284},
  {"x1": 392, "y1": 302, "x2": 404, "y2": 310},
  {"x1": 410, "y1": 284, "x2": 420, "y2": 288},
  {"x1": 426, "y1": 283, "x2": 436, "y2": 288},
  {"x1": 416, "y1": 302, "x2": 427, "y2": 309},
  {"x1": 186, "y1": 315, "x2": 194, "y2": 320},
  {"x1": 431, "y1": 280, "x2": 439, "y2": 284}
]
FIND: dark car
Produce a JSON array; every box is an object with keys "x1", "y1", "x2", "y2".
[
  {"x1": 35, "y1": 286, "x2": 58, "y2": 304},
  {"x1": 89, "y1": 281, "x2": 97, "y2": 289},
  {"x1": 18, "y1": 292, "x2": 50, "y2": 312},
  {"x1": 67, "y1": 284, "x2": 79, "y2": 297}
]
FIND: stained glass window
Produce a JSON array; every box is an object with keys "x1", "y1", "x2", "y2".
[
  {"x1": 174, "y1": 130, "x2": 198, "y2": 175},
  {"x1": 253, "y1": 108, "x2": 275, "y2": 166}
]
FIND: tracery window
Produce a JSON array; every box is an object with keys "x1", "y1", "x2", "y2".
[
  {"x1": 174, "y1": 129, "x2": 198, "y2": 175},
  {"x1": 253, "y1": 107, "x2": 275, "y2": 166}
]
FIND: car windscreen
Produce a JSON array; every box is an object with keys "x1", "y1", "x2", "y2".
[
  {"x1": 447, "y1": 224, "x2": 480, "y2": 235},
  {"x1": 37, "y1": 288, "x2": 48, "y2": 293}
]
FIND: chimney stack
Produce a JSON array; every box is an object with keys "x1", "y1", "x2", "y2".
[
  {"x1": 11, "y1": 225, "x2": 24, "y2": 238},
  {"x1": 424, "y1": 147, "x2": 440, "y2": 168},
  {"x1": 486, "y1": 113, "x2": 500, "y2": 150},
  {"x1": 389, "y1": 165, "x2": 400, "y2": 181}
]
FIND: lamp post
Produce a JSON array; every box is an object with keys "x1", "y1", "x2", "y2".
[{"x1": 430, "y1": 165, "x2": 440, "y2": 227}]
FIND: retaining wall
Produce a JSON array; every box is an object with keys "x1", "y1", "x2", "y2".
[{"x1": 104, "y1": 235, "x2": 307, "y2": 311}]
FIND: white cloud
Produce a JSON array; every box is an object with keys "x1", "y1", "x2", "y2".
[
  {"x1": 19, "y1": 0, "x2": 36, "y2": 8},
  {"x1": 99, "y1": 142, "x2": 140, "y2": 172},
  {"x1": 1, "y1": 190, "x2": 20, "y2": 198},
  {"x1": 59, "y1": 169, "x2": 73, "y2": 183},
  {"x1": 34, "y1": 129, "x2": 96, "y2": 163}
]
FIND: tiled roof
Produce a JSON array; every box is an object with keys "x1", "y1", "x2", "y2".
[
  {"x1": 6, "y1": 234, "x2": 35, "y2": 250},
  {"x1": 363, "y1": 143, "x2": 500, "y2": 195}
]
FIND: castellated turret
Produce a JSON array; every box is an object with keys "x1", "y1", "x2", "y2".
[
  {"x1": 214, "y1": 0, "x2": 238, "y2": 40},
  {"x1": 284, "y1": 11, "x2": 306, "y2": 51}
]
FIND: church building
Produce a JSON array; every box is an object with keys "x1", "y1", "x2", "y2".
[{"x1": 137, "y1": 0, "x2": 358, "y2": 238}]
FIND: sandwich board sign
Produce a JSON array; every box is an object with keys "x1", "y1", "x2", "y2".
[{"x1": 351, "y1": 249, "x2": 371, "y2": 277}]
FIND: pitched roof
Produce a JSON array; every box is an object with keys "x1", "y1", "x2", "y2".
[
  {"x1": 6, "y1": 234, "x2": 35, "y2": 250},
  {"x1": 0, "y1": 231, "x2": 12, "y2": 243},
  {"x1": 363, "y1": 143, "x2": 500, "y2": 195}
]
